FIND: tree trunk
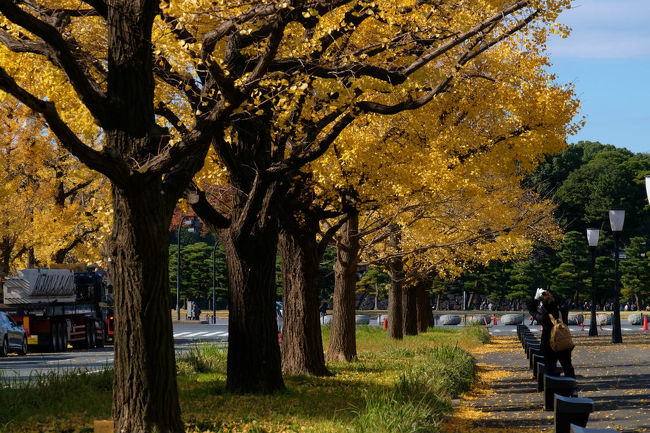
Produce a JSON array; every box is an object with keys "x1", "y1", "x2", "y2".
[
  {"x1": 374, "y1": 283, "x2": 378, "y2": 310},
  {"x1": 403, "y1": 283, "x2": 418, "y2": 336},
  {"x1": 326, "y1": 210, "x2": 359, "y2": 362},
  {"x1": 387, "y1": 230, "x2": 404, "y2": 339},
  {"x1": 416, "y1": 283, "x2": 429, "y2": 333},
  {"x1": 425, "y1": 290, "x2": 434, "y2": 327},
  {"x1": 278, "y1": 217, "x2": 330, "y2": 376},
  {"x1": 220, "y1": 201, "x2": 284, "y2": 393},
  {"x1": 110, "y1": 182, "x2": 183, "y2": 433}
]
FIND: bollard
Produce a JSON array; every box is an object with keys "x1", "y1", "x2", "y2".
[
  {"x1": 494, "y1": 314, "x2": 498, "y2": 325},
  {"x1": 643, "y1": 315, "x2": 648, "y2": 331},
  {"x1": 383, "y1": 318, "x2": 388, "y2": 329}
]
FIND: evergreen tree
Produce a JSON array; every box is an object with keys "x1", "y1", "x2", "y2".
[{"x1": 621, "y1": 236, "x2": 650, "y2": 308}]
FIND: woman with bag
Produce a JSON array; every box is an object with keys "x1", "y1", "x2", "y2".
[{"x1": 527, "y1": 289, "x2": 576, "y2": 378}]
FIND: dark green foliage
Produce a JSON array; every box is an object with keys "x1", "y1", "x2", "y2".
[
  {"x1": 551, "y1": 231, "x2": 589, "y2": 301},
  {"x1": 621, "y1": 237, "x2": 650, "y2": 307},
  {"x1": 456, "y1": 141, "x2": 650, "y2": 307},
  {"x1": 169, "y1": 239, "x2": 228, "y2": 301},
  {"x1": 318, "y1": 246, "x2": 337, "y2": 299}
]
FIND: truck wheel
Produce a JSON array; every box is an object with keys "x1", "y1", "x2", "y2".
[
  {"x1": 59, "y1": 323, "x2": 68, "y2": 351},
  {"x1": 18, "y1": 336, "x2": 28, "y2": 356},
  {"x1": 84, "y1": 321, "x2": 92, "y2": 348},
  {"x1": 51, "y1": 322, "x2": 60, "y2": 352},
  {"x1": 1, "y1": 337, "x2": 8, "y2": 357},
  {"x1": 89, "y1": 322, "x2": 97, "y2": 348},
  {"x1": 96, "y1": 322, "x2": 105, "y2": 348}
]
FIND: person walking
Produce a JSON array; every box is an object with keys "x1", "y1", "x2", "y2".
[
  {"x1": 319, "y1": 299, "x2": 329, "y2": 324},
  {"x1": 527, "y1": 288, "x2": 575, "y2": 378}
]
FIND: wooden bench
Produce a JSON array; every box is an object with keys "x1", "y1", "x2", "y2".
[
  {"x1": 522, "y1": 334, "x2": 537, "y2": 349},
  {"x1": 529, "y1": 348, "x2": 541, "y2": 369},
  {"x1": 531, "y1": 354, "x2": 544, "y2": 378},
  {"x1": 523, "y1": 335, "x2": 538, "y2": 346},
  {"x1": 570, "y1": 424, "x2": 617, "y2": 433},
  {"x1": 544, "y1": 374, "x2": 576, "y2": 411},
  {"x1": 536, "y1": 362, "x2": 545, "y2": 392},
  {"x1": 526, "y1": 343, "x2": 540, "y2": 359},
  {"x1": 554, "y1": 395, "x2": 593, "y2": 433}
]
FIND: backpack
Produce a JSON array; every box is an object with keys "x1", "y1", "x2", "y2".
[{"x1": 548, "y1": 313, "x2": 574, "y2": 352}]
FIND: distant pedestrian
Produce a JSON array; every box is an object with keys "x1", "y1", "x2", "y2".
[{"x1": 319, "y1": 299, "x2": 328, "y2": 323}]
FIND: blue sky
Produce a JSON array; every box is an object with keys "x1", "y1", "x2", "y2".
[{"x1": 546, "y1": 0, "x2": 650, "y2": 154}]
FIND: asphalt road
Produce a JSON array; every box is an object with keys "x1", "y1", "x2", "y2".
[
  {"x1": 0, "y1": 323, "x2": 231, "y2": 382},
  {"x1": 1, "y1": 319, "x2": 647, "y2": 382}
]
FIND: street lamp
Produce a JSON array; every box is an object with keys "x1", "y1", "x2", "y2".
[
  {"x1": 609, "y1": 208, "x2": 625, "y2": 344},
  {"x1": 586, "y1": 228, "x2": 599, "y2": 336},
  {"x1": 176, "y1": 215, "x2": 196, "y2": 321},
  {"x1": 645, "y1": 175, "x2": 650, "y2": 204}
]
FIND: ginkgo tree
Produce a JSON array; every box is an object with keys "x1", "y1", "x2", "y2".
[
  {"x1": 303, "y1": 30, "x2": 579, "y2": 354},
  {"x1": 0, "y1": 102, "x2": 109, "y2": 276},
  {"x1": 0, "y1": 102, "x2": 42, "y2": 278},
  {"x1": 0, "y1": 0, "x2": 573, "y2": 431}
]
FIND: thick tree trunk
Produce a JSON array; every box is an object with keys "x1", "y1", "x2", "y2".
[
  {"x1": 326, "y1": 211, "x2": 359, "y2": 362},
  {"x1": 387, "y1": 230, "x2": 404, "y2": 339},
  {"x1": 387, "y1": 276, "x2": 403, "y2": 339},
  {"x1": 403, "y1": 283, "x2": 418, "y2": 336},
  {"x1": 0, "y1": 237, "x2": 12, "y2": 280},
  {"x1": 220, "y1": 211, "x2": 284, "y2": 393},
  {"x1": 416, "y1": 283, "x2": 429, "y2": 333},
  {"x1": 425, "y1": 290, "x2": 434, "y2": 328},
  {"x1": 110, "y1": 182, "x2": 183, "y2": 433},
  {"x1": 278, "y1": 223, "x2": 330, "y2": 376}
]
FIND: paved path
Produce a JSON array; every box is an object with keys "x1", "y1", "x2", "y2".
[{"x1": 445, "y1": 332, "x2": 650, "y2": 433}]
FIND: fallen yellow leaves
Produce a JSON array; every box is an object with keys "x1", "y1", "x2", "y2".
[{"x1": 441, "y1": 338, "x2": 523, "y2": 433}]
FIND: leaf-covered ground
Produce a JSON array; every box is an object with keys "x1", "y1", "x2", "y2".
[{"x1": 443, "y1": 332, "x2": 650, "y2": 433}]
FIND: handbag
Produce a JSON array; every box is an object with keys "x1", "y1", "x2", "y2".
[{"x1": 548, "y1": 313, "x2": 575, "y2": 352}]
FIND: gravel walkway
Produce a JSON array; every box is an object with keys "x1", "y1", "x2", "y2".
[{"x1": 444, "y1": 332, "x2": 650, "y2": 433}]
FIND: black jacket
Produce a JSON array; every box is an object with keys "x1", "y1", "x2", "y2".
[{"x1": 527, "y1": 296, "x2": 569, "y2": 353}]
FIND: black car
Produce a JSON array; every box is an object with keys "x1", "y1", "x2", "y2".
[{"x1": 0, "y1": 311, "x2": 28, "y2": 356}]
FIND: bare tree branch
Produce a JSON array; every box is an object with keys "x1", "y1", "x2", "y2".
[
  {"x1": 155, "y1": 101, "x2": 189, "y2": 137},
  {"x1": 187, "y1": 182, "x2": 230, "y2": 231},
  {"x1": 266, "y1": 112, "x2": 355, "y2": 177}
]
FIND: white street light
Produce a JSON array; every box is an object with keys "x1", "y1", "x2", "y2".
[
  {"x1": 608, "y1": 209, "x2": 625, "y2": 344},
  {"x1": 608, "y1": 209, "x2": 625, "y2": 233},
  {"x1": 586, "y1": 228, "x2": 599, "y2": 337},
  {"x1": 586, "y1": 228, "x2": 600, "y2": 247}
]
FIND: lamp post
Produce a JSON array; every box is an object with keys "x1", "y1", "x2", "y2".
[
  {"x1": 176, "y1": 215, "x2": 196, "y2": 321},
  {"x1": 645, "y1": 175, "x2": 650, "y2": 204},
  {"x1": 609, "y1": 209, "x2": 625, "y2": 344},
  {"x1": 211, "y1": 241, "x2": 218, "y2": 324},
  {"x1": 586, "y1": 228, "x2": 599, "y2": 336}
]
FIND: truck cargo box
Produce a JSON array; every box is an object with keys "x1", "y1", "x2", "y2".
[{"x1": 3, "y1": 269, "x2": 76, "y2": 304}]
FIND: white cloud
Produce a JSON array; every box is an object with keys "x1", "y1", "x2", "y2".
[{"x1": 548, "y1": 0, "x2": 650, "y2": 58}]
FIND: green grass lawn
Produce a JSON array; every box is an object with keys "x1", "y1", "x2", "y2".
[{"x1": 0, "y1": 325, "x2": 489, "y2": 433}]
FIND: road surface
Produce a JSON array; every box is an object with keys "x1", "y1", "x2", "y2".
[{"x1": 1, "y1": 318, "x2": 646, "y2": 381}]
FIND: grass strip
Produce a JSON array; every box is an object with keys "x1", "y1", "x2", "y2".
[{"x1": 0, "y1": 324, "x2": 489, "y2": 433}]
